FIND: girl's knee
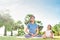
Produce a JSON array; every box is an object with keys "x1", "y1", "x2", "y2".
[
  {"x1": 42, "y1": 35, "x2": 46, "y2": 38},
  {"x1": 50, "y1": 36, "x2": 53, "y2": 38}
]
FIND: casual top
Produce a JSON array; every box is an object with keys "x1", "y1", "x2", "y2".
[
  {"x1": 27, "y1": 23, "x2": 38, "y2": 34},
  {"x1": 45, "y1": 30, "x2": 52, "y2": 37}
]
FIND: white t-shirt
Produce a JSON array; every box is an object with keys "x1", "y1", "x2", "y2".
[{"x1": 45, "y1": 30, "x2": 52, "y2": 37}]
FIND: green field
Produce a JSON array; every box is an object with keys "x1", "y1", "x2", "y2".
[{"x1": 0, "y1": 36, "x2": 60, "y2": 40}]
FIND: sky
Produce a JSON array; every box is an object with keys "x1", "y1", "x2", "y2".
[{"x1": 0, "y1": 0, "x2": 60, "y2": 31}]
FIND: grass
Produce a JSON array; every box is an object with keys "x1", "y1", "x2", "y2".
[{"x1": 0, "y1": 36, "x2": 60, "y2": 40}]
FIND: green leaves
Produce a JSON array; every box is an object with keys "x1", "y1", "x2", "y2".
[{"x1": 52, "y1": 23, "x2": 60, "y2": 36}]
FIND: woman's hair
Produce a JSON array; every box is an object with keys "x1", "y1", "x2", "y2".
[
  {"x1": 47, "y1": 24, "x2": 52, "y2": 30},
  {"x1": 29, "y1": 15, "x2": 35, "y2": 22},
  {"x1": 30, "y1": 15, "x2": 35, "y2": 19}
]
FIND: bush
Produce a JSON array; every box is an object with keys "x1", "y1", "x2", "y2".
[{"x1": 18, "y1": 29, "x2": 25, "y2": 36}]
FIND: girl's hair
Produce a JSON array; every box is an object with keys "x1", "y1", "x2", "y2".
[{"x1": 47, "y1": 24, "x2": 52, "y2": 30}]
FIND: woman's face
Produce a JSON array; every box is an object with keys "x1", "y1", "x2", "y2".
[{"x1": 30, "y1": 17, "x2": 35, "y2": 22}]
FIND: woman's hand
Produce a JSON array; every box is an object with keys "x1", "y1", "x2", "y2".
[
  {"x1": 32, "y1": 34, "x2": 37, "y2": 37},
  {"x1": 32, "y1": 34, "x2": 36, "y2": 37}
]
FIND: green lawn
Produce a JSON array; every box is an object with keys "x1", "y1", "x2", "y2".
[{"x1": 0, "y1": 36, "x2": 60, "y2": 40}]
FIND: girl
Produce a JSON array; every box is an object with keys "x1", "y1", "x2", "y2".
[{"x1": 42, "y1": 24, "x2": 53, "y2": 38}]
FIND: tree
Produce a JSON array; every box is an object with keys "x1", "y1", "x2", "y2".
[
  {"x1": 35, "y1": 21, "x2": 43, "y2": 34},
  {"x1": 2, "y1": 14, "x2": 14, "y2": 36},
  {"x1": 16, "y1": 21, "x2": 24, "y2": 36},
  {"x1": 18, "y1": 24, "x2": 25, "y2": 36},
  {"x1": 0, "y1": 10, "x2": 14, "y2": 36},
  {"x1": 52, "y1": 23, "x2": 60, "y2": 36},
  {"x1": 24, "y1": 14, "x2": 43, "y2": 34},
  {"x1": 13, "y1": 21, "x2": 23, "y2": 30},
  {"x1": 0, "y1": 14, "x2": 4, "y2": 27},
  {"x1": 13, "y1": 21, "x2": 24, "y2": 36}
]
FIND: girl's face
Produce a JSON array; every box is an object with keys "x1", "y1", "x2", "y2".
[
  {"x1": 47, "y1": 25, "x2": 51, "y2": 30},
  {"x1": 30, "y1": 17, "x2": 35, "y2": 22}
]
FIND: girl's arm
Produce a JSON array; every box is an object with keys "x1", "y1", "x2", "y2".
[
  {"x1": 50, "y1": 31, "x2": 53, "y2": 38},
  {"x1": 42, "y1": 31, "x2": 46, "y2": 38},
  {"x1": 51, "y1": 31, "x2": 53, "y2": 35}
]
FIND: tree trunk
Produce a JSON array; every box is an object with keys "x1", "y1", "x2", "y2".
[
  {"x1": 4, "y1": 27, "x2": 7, "y2": 36},
  {"x1": 11, "y1": 27, "x2": 13, "y2": 36}
]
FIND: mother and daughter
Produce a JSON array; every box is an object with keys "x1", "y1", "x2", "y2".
[{"x1": 25, "y1": 15, "x2": 54, "y2": 38}]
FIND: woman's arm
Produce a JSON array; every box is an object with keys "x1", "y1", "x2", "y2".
[
  {"x1": 32, "y1": 27, "x2": 39, "y2": 37},
  {"x1": 35, "y1": 27, "x2": 39, "y2": 35},
  {"x1": 25, "y1": 27, "x2": 29, "y2": 34}
]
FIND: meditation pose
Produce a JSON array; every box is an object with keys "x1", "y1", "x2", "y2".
[
  {"x1": 42, "y1": 24, "x2": 53, "y2": 38},
  {"x1": 25, "y1": 15, "x2": 41, "y2": 38}
]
